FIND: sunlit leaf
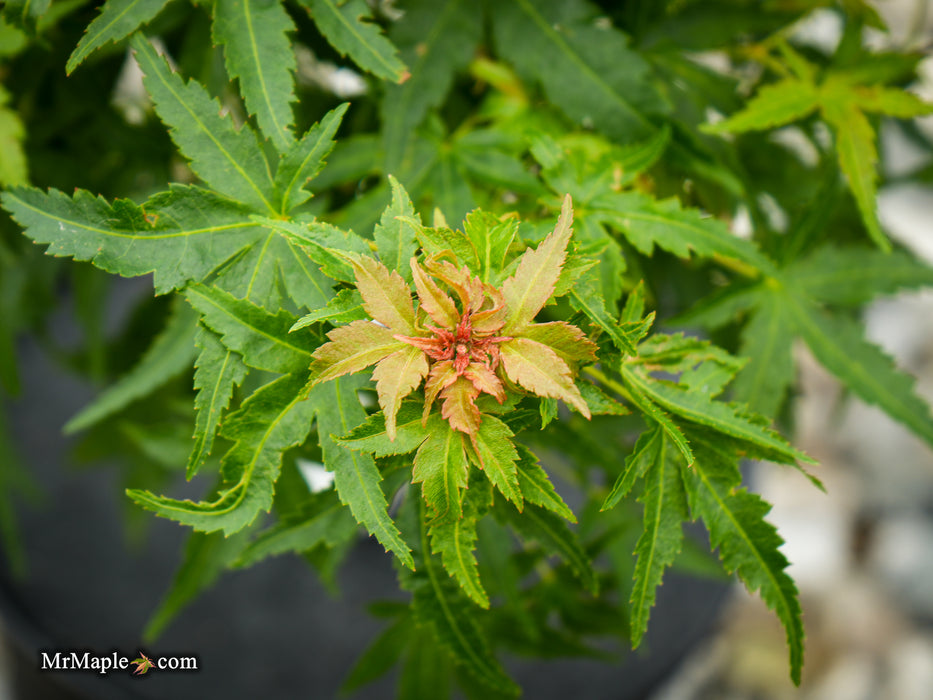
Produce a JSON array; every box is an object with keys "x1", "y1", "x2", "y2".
[
  {"x1": 373, "y1": 345, "x2": 429, "y2": 441},
  {"x1": 310, "y1": 320, "x2": 407, "y2": 384},
  {"x1": 501, "y1": 195, "x2": 574, "y2": 334},
  {"x1": 347, "y1": 252, "x2": 418, "y2": 333},
  {"x1": 500, "y1": 338, "x2": 590, "y2": 418}
]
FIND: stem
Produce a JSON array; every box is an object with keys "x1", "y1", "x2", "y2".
[
  {"x1": 583, "y1": 366, "x2": 634, "y2": 404},
  {"x1": 712, "y1": 253, "x2": 762, "y2": 280}
]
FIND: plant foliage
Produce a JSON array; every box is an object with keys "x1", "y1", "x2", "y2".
[{"x1": 3, "y1": 0, "x2": 933, "y2": 696}]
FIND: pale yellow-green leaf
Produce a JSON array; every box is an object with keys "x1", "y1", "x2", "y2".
[
  {"x1": 852, "y1": 85, "x2": 933, "y2": 118},
  {"x1": 501, "y1": 194, "x2": 573, "y2": 334},
  {"x1": 310, "y1": 320, "x2": 406, "y2": 383},
  {"x1": 347, "y1": 252, "x2": 417, "y2": 333},
  {"x1": 372, "y1": 344, "x2": 429, "y2": 440},
  {"x1": 822, "y1": 97, "x2": 889, "y2": 251},
  {"x1": 500, "y1": 337, "x2": 590, "y2": 417},
  {"x1": 518, "y1": 321, "x2": 597, "y2": 365},
  {"x1": 411, "y1": 258, "x2": 459, "y2": 328},
  {"x1": 703, "y1": 79, "x2": 819, "y2": 134}
]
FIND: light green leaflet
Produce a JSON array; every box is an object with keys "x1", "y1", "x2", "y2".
[
  {"x1": 213, "y1": 0, "x2": 297, "y2": 152},
  {"x1": 491, "y1": 0, "x2": 665, "y2": 141},
  {"x1": 312, "y1": 377, "x2": 414, "y2": 569},
  {"x1": 630, "y1": 430, "x2": 687, "y2": 647},
  {"x1": 301, "y1": 0, "x2": 406, "y2": 82},
  {"x1": 681, "y1": 435, "x2": 804, "y2": 684},
  {"x1": 66, "y1": 0, "x2": 169, "y2": 74},
  {"x1": 131, "y1": 35, "x2": 277, "y2": 214},
  {"x1": 704, "y1": 65, "x2": 933, "y2": 250}
]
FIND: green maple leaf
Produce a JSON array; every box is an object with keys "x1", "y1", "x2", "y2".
[
  {"x1": 581, "y1": 295, "x2": 815, "y2": 517},
  {"x1": 490, "y1": 0, "x2": 667, "y2": 143},
  {"x1": 127, "y1": 371, "x2": 318, "y2": 535},
  {"x1": 528, "y1": 131, "x2": 782, "y2": 357},
  {"x1": 429, "y1": 482, "x2": 491, "y2": 608},
  {"x1": 311, "y1": 376, "x2": 414, "y2": 569},
  {"x1": 683, "y1": 246, "x2": 933, "y2": 449},
  {"x1": 65, "y1": 0, "x2": 403, "y2": 129},
  {"x1": 132, "y1": 35, "x2": 277, "y2": 213},
  {"x1": 213, "y1": 0, "x2": 298, "y2": 152},
  {"x1": 65, "y1": 0, "x2": 169, "y2": 73},
  {"x1": 186, "y1": 284, "x2": 318, "y2": 374},
  {"x1": 628, "y1": 428, "x2": 688, "y2": 648},
  {"x1": 514, "y1": 443, "x2": 575, "y2": 522},
  {"x1": 785, "y1": 291, "x2": 933, "y2": 448},
  {"x1": 412, "y1": 418, "x2": 470, "y2": 520},
  {"x1": 380, "y1": 0, "x2": 483, "y2": 173},
  {"x1": 603, "y1": 421, "x2": 805, "y2": 681},
  {"x1": 337, "y1": 401, "x2": 433, "y2": 457},
  {"x1": 621, "y1": 356, "x2": 812, "y2": 467},
  {"x1": 1, "y1": 185, "x2": 257, "y2": 296},
  {"x1": 0, "y1": 49, "x2": 353, "y2": 540},
  {"x1": 680, "y1": 433, "x2": 805, "y2": 684},
  {"x1": 398, "y1": 494, "x2": 519, "y2": 696},
  {"x1": 705, "y1": 49, "x2": 933, "y2": 250},
  {"x1": 186, "y1": 326, "x2": 248, "y2": 478},
  {"x1": 298, "y1": 0, "x2": 407, "y2": 82},
  {"x1": 589, "y1": 191, "x2": 778, "y2": 275},
  {"x1": 2, "y1": 44, "x2": 347, "y2": 310}
]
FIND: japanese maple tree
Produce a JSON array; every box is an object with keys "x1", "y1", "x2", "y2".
[{"x1": 2, "y1": 0, "x2": 933, "y2": 697}]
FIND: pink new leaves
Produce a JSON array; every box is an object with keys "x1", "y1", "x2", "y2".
[
  {"x1": 308, "y1": 195, "x2": 596, "y2": 441},
  {"x1": 397, "y1": 261, "x2": 511, "y2": 437}
]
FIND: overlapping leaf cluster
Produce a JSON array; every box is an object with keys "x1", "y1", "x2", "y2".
[
  {"x1": 3, "y1": 1, "x2": 933, "y2": 698},
  {"x1": 704, "y1": 39, "x2": 933, "y2": 251}
]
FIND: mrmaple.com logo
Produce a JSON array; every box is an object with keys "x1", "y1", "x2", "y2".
[{"x1": 40, "y1": 649, "x2": 199, "y2": 676}]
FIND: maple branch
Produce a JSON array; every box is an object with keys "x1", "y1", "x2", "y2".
[{"x1": 583, "y1": 366, "x2": 634, "y2": 404}]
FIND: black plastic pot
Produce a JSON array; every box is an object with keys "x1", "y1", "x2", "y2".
[{"x1": 0, "y1": 289, "x2": 728, "y2": 700}]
